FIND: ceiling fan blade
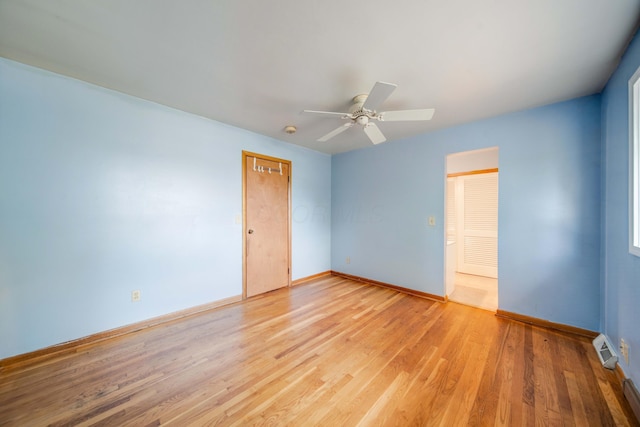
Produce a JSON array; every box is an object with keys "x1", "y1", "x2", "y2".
[
  {"x1": 303, "y1": 109, "x2": 350, "y2": 118},
  {"x1": 380, "y1": 108, "x2": 435, "y2": 121},
  {"x1": 363, "y1": 122, "x2": 386, "y2": 145},
  {"x1": 318, "y1": 122, "x2": 354, "y2": 142},
  {"x1": 362, "y1": 81, "x2": 397, "y2": 111}
]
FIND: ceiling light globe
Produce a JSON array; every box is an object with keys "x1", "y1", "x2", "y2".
[{"x1": 356, "y1": 116, "x2": 369, "y2": 126}]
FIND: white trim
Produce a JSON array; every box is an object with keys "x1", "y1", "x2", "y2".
[
  {"x1": 455, "y1": 172, "x2": 499, "y2": 278},
  {"x1": 629, "y1": 66, "x2": 640, "y2": 257}
]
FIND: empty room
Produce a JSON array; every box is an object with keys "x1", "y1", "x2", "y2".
[{"x1": 2, "y1": 1, "x2": 640, "y2": 425}]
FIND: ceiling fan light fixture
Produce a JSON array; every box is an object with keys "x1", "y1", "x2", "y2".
[{"x1": 356, "y1": 115, "x2": 369, "y2": 126}]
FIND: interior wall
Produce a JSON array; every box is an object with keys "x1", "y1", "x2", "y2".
[
  {"x1": 332, "y1": 94, "x2": 602, "y2": 331},
  {"x1": 446, "y1": 147, "x2": 499, "y2": 174},
  {"x1": 0, "y1": 58, "x2": 331, "y2": 359},
  {"x1": 601, "y1": 27, "x2": 640, "y2": 383}
]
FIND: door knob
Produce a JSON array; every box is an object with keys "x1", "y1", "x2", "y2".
[{"x1": 248, "y1": 229, "x2": 254, "y2": 234}]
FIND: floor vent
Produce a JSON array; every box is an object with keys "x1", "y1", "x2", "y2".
[
  {"x1": 592, "y1": 334, "x2": 617, "y2": 369},
  {"x1": 623, "y1": 379, "x2": 640, "y2": 423}
]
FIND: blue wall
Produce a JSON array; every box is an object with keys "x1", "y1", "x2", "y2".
[
  {"x1": 602, "y1": 30, "x2": 640, "y2": 383},
  {"x1": 332, "y1": 95, "x2": 602, "y2": 331},
  {"x1": 0, "y1": 58, "x2": 331, "y2": 359},
  {"x1": 2, "y1": 42, "x2": 633, "y2": 371}
]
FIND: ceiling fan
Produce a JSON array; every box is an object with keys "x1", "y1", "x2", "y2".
[{"x1": 303, "y1": 81, "x2": 435, "y2": 145}]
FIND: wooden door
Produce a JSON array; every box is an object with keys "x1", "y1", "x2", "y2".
[
  {"x1": 243, "y1": 152, "x2": 291, "y2": 298},
  {"x1": 456, "y1": 172, "x2": 498, "y2": 278}
]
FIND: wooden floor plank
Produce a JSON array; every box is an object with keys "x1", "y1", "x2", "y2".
[{"x1": 1, "y1": 276, "x2": 638, "y2": 426}]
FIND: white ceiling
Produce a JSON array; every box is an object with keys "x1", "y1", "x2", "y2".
[{"x1": 1, "y1": 1, "x2": 639, "y2": 154}]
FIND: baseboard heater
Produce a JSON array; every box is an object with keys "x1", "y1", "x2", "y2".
[{"x1": 592, "y1": 334, "x2": 617, "y2": 369}]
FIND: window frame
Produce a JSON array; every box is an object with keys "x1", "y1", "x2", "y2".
[{"x1": 629, "y1": 66, "x2": 640, "y2": 257}]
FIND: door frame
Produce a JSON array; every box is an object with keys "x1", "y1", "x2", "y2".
[
  {"x1": 242, "y1": 151, "x2": 292, "y2": 299},
  {"x1": 444, "y1": 147, "x2": 499, "y2": 304}
]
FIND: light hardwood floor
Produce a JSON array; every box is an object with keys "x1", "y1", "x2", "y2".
[
  {"x1": 449, "y1": 272, "x2": 498, "y2": 311},
  {"x1": 1, "y1": 276, "x2": 637, "y2": 426}
]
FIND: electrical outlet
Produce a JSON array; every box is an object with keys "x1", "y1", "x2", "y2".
[
  {"x1": 346, "y1": 256, "x2": 350, "y2": 264},
  {"x1": 621, "y1": 339, "x2": 630, "y2": 365},
  {"x1": 131, "y1": 290, "x2": 141, "y2": 302}
]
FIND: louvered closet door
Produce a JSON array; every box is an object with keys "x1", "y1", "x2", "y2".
[{"x1": 456, "y1": 172, "x2": 498, "y2": 278}]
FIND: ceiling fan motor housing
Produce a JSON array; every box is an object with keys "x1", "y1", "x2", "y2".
[
  {"x1": 350, "y1": 94, "x2": 375, "y2": 126},
  {"x1": 349, "y1": 95, "x2": 368, "y2": 114}
]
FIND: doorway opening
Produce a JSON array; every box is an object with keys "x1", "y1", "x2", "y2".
[{"x1": 445, "y1": 147, "x2": 498, "y2": 311}]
